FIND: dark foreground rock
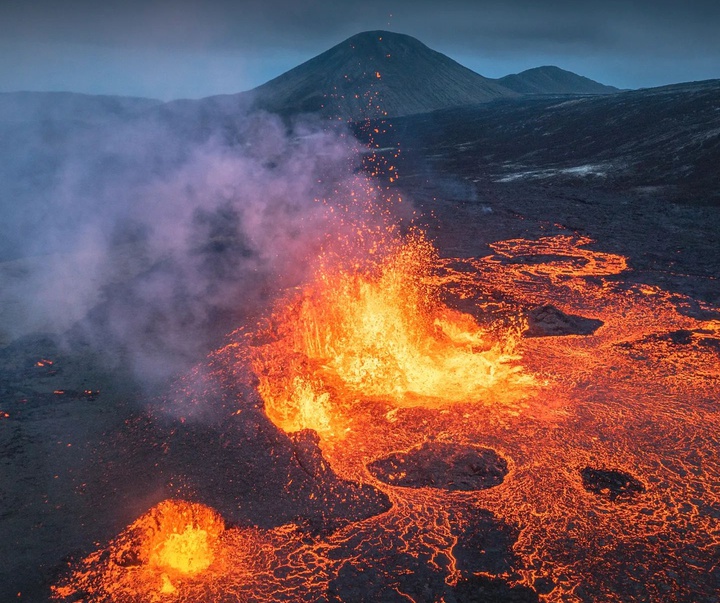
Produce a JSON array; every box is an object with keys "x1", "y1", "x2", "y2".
[
  {"x1": 326, "y1": 502, "x2": 529, "y2": 603},
  {"x1": 580, "y1": 467, "x2": 645, "y2": 501},
  {"x1": 368, "y1": 441, "x2": 508, "y2": 491},
  {"x1": 526, "y1": 304, "x2": 604, "y2": 337},
  {"x1": 451, "y1": 575, "x2": 540, "y2": 603}
]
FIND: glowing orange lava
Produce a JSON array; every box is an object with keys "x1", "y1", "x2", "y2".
[
  {"x1": 52, "y1": 500, "x2": 226, "y2": 601},
  {"x1": 144, "y1": 500, "x2": 222, "y2": 576},
  {"x1": 252, "y1": 229, "x2": 533, "y2": 436},
  {"x1": 47, "y1": 50, "x2": 720, "y2": 601},
  {"x1": 52, "y1": 230, "x2": 720, "y2": 603}
]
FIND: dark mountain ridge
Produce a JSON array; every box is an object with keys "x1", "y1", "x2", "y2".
[
  {"x1": 0, "y1": 32, "x2": 620, "y2": 126},
  {"x1": 0, "y1": 91, "x2": 162, "y2": 125},
  {"x1": 247, "y1": 30, "x2": 519, "y2": 120},
  {"x1": 1, "y1": 31, "x2": 715, "y2": 267},
  {"x1": 497, "y1": 66, "x2": 619, "y2": 95}
]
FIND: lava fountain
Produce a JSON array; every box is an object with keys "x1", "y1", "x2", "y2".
[
  {"x1": 250, "y1": 225, "x2": 534, "y2": 437},
  {"x1": 47, "y1": 104, "x2": 720, "y2": 600},
  {"x1": 143, "y1": 500, "x2": 222, "y2": 578},
  {"x1": 50, "y1": 223, "x2": 720, "y2": 602},
  {"x1": 52, "y1": 500, "x2": 227, "y2": 601}
]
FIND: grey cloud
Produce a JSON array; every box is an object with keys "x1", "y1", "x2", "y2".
[
  {"x1": 3, "y1": 0, "x2": 719, "y2": 51},
  {"x1": 0, "y1": 1, "x2": 718, "y2": 103}
]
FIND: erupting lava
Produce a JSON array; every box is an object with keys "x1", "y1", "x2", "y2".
[
  {"x1": 53, "y1": 500, "x2": 226, "y2": 601},
  {"x1": 252, "y1": 228, "x2": 533, "y2": 436},
  {"x1": 144, "y1": 500, "x2": 222, "y2": 577},
  {"x1": 51, "y1": 224, "x2": 720, "y2": 602}
]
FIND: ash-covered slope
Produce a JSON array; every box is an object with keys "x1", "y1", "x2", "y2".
[
  {"x1": 368, "y1": 79, "x2": 720, "y2": 201},
  {"x1": 497, "y1": 66, "x2": 619, "y2": 95},
  {"x1": 248, "y1": 30, "x2": 518, "y2": 120}
]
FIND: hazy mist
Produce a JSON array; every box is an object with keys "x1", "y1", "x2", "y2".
[{"x1": 0, "y1": 98, "x2": 377, "y2": 382}]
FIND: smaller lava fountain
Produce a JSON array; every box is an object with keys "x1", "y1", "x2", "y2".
[
  {"x1": 142, "y1": 500, "x2": 223, "y2": 580},
  {"x1": 52, "y1": 500, "x2": 226, "y2": 601}
]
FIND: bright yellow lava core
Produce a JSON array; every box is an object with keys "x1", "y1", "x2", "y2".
[{"x1": 151, "y1": 525, "x2": 214, "y2": 575}]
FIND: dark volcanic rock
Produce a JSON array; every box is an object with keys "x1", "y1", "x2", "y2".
[
  {"x1": 615, "y1": 327, "x2": 720, "y2": 357},
  {"x1": 326, "y1": 502, "x2": 524, "y2": 603},
  {"x1": 580, "y1": 467, "x2": 645, "y2": 501},
  {"x1": 451, "y1": 508, "x2": 518, "y2": 575},
  {"x1": 451, "y1": 575, "x2": 540, "y2": 603},
  {"x1": 289, "y1": 429, "x2": 331, "y2": 478},
  {"x1": 525, "y1": 304, "x2": 604, "y2": 337},
  {"x1": 655, "y1": 328, "x2": 720, "y2": 350},
  {"x1": 153, "y1": 411, "x2": 392, "y2": 534},
  {"x1": 665, "y1": 329, "x2": 696, "y2": 345},
  {"x1": 368, "y1": 441, "x2": 508, "y2": 491},
  {"x1": 328, "y1": 552, "x2": 445, "y2": 603},
  {"x1": 328, "y1": 560, "x2": 540, "y2": 603},
  {"x1": 366, "y1": 79, "x2": 720, "y2": 199}
]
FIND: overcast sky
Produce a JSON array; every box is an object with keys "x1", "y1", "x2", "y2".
[{"x1": 1, "y1": 0, "x2": 718, "y2": 100}]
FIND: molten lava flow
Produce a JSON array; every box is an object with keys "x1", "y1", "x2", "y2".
[
  {"x1": 53, "y1": 500, "x2": 321, "y2": 602},
  {"x1": 252, "y1": 229, "x2": 533, "y2": 436},
  {"x1": 53, "y1": 230, "x2": 720, "y2": 603}
]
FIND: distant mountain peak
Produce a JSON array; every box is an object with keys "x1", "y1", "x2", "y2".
[
  {"x1": 345, "y1": 29, "x2": 426, "y2": 44},
  {"x1": 249, "y1": 30, "x2": 517, "y2": 120},
  {"x1": 342, "y1": 30, "x2": 433, "y2": 52},
  {"x1": 497, "y1": 66, "x2": 619, "y2": 96},
  {"x1": 237, "y1": 31, "x2": 621, "y2": 120}
]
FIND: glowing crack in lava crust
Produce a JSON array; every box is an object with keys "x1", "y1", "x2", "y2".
[{"x1": 252, "y1": 228, "x2": 534, "y2": 435}]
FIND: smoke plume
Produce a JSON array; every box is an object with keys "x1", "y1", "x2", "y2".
[{"x1": 0, "y1": 97, "x2": 369, "y2": 383}]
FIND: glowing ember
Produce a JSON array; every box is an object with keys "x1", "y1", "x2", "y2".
[{"x1": 252, "y1": 228, "x2": 533, "y2": 435}]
